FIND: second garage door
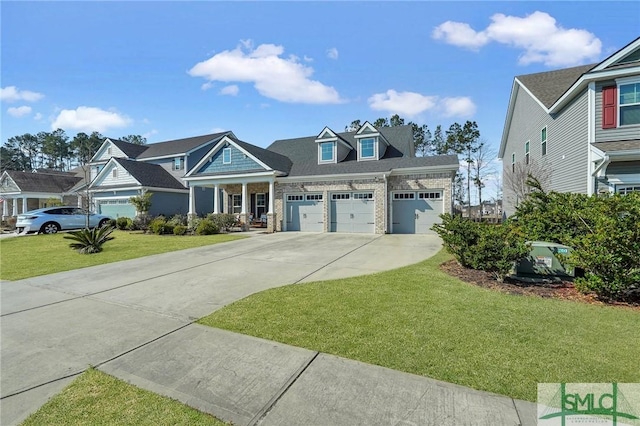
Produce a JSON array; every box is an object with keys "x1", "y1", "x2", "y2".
[
  {"x1": 330, "y1": 192, "x2": 375, "y2": 233},
  {"x1": 98, "y1": 199, "x2": 137, "y2": 219},
  {"x1": 392, "y1": 191, "x2": 443, "y2": 234}
]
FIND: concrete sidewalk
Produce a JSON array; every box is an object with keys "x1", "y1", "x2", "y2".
[{"x1": 1, "y1": 232, "x2": 536, "y2": 425}]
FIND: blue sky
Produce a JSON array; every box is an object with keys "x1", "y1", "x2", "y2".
[{"x1": 2, "y1": 1, "x2": 639, "y2": 160}]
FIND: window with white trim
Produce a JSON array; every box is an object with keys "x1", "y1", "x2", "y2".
[
  {"x1": 619, "y1": 81, "x2": 640, "y2": 126},
  {"x1": 525, "y1": 140, "x2": 530, "y2": 165},
  {"x1": 511, "y1": 153, "x2": 516, "y2": 173},
  {"x1": 173, "y1": 157, "x2": 184, "y2": 170},
  {"x1": 287, "y1": 194, "x2": 304, "y2": 201},
  {"x1": 541, "y1": 127, "x2": 547, "y2": 156},
  {"x1": 393, "y1": 193, "x2": 415, "y2": 200},
  {"x1": 306, "y1": 194, "x2": 323, "y2": 201},
  {"x1": 418, "y1": 192, "x2": 442, "y2": 200},
  {"x1": 617, "y1": 185, "x2": 640, "y2": 195},
  {"x1": 332, "y1": 193, "x2": 350, "y2": 200},
  {"x1": 320, "y1": 142, "x2": 335, "y2": 162},
  {"x1": 359, "y1": 138, "x2": 375, "y2": 160},
  {"x1": 231, "y1": 194, "x2": 241, "y2": 213},
  {"x1": 353, "y1": 193, "x2": 373, "y2": 199},
  {"x1": 112, "y1": 168, "x2": 117, "y2": 178},
  {"x1": 223, "y1": 148, "x2": 232, "y2": 164}
]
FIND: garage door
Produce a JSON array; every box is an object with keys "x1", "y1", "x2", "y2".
[
  {"x1": 330, "y1": 192, "x2": 375, "y2": 233},
  {"x1": 392, "y1": 191, "x2": 443, "y2": 234},
  {"x1": 285, "y1": 194, "x2": 324, "y2": 232},
  {"x1": 98, "y1": 200, "x2": 137, "y2": 218}
]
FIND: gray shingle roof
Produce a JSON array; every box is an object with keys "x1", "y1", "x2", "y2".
[
  {"x1": 593, "y1": 140, "x2": 640, "y2": 153},
  {"x1": 109, "y1": 139, "x2": 149, "y2": 159},
  {"x1": 136, "y1": 132, "x2": 229, "y2": 159},
  {"x1": 114, "y1": 158, "x2": 187, "y2": 189},
  {"x1": 232, "y1": 137, "x2": 292, "y2": 173},
  {"x1": 266, "y1": 125, "x2": 456, "y2": 177},
  {"x1": 516, "y1": 63, "x2": 596, "y2": 109},
  {"x1": 5, "y1": 170, "x2": 82, "y2": 193}
]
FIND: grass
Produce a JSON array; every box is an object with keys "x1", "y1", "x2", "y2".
[
  {"x1": 21, "y1": 368, "x2": 227, "y2": 426},
  {"x1": 0, "y1": 230, "x2": 244, "y2": 281},
  {"x1": 199, "y1": 249, "x2": 640, "y2": 402}
]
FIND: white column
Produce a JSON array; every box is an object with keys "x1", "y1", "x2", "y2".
[
  {"x1": 12, "y1": 198, "x2": 18, "y2": 216},
  {"x1": 2, "y1": 198, "x2": 8, "y2": 218},
  {"x1": 241, "y1": 182, "x2": 247, "y2": 214},
  {"x1": 213, "y1": 184, "x2": 219, "y2": 214},
  {"x1": 21, "y1": 197, "x2": 27, "y2": 214},
  {"x1": 188, "y1": 186, "x2": 196, "y2": 215},
  {"x1": 268, "y1": 180, "x2": 274, "y2": 213}
]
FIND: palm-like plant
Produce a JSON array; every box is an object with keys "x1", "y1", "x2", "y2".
[{"x1": 64, "y1": 225, "x2": 115, "y2": 254}]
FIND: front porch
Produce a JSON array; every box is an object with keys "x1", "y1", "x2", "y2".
[{"x1": 187, "y1": 174, "x2": 277, "y2": 232}]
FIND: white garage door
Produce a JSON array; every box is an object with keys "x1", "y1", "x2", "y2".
[
  {"x1": 330, "y1": 192, "x2": 375, "y2": 233},
  {"x1": 285, "y1": 194, "x2": 324, "y2": 232},
  {"x1": 392, "y1": 191, "x2": 443, "y2": 234},
  {"x1": 98, "y1": 199, "x2": 137, "y2": 218}
]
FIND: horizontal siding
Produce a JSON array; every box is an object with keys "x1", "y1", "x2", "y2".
[
  {"x1": 95, "y1": 164, "x2": 137, "y2": 187},
  {"x1": 95, "y1": 142, "x2": 127, "y2": 162},
  {"x1": 595, "y1": 80, "x2": 640, "y2": 142},
  {"x1": 188, "y1": 143, "x2": 217, "y2": 171},
  {"x1": 92, "y1": 189, "x2": 139, "y2": 199},
  {"x1": 145, "y1": 158, "x2": 185, "y2": 182},
  {"x1": 607, "y1": 160, "x2": 640, "y2": 174},
  {"x1": 502, "y1": 86, "x2": 589, "y2": 215},
  {"x1": 148, "y1": 192, "x2": 188, "y2": 216}
]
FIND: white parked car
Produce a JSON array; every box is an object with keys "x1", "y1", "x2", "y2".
[{"x1": 16, "y1": 207, "x2": 112, "y2": 234}]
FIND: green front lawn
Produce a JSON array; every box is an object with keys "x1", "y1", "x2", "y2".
[
  {"x1": 22, "y1": 368, "x2": 226, "y2": 425},
  {"x1": 0, "y1": 231, "x2": 244, "y2": 281},
  {"x1": 199, "y1": 250, "x2": 640, "y2": 402}
]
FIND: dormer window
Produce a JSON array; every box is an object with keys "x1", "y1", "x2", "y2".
[
  {"x1": 320, "y1": 142, "x2": 335, "y2": 163},
  {"x1": 359, "y1": 138, "x2": 376, "y2": 160},
  {"x1": 173, "y1": 157, "x2": 184, "y2": 170}
]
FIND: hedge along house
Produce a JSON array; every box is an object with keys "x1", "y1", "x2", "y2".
[
  {"x1": 183, "y1": 122, "x2": 459, "y2": 234},
  {"x1": 88, "y1": 132, "x2": 232, "y2": 218}
]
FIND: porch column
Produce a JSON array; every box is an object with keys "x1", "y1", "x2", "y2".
[
  {"x1": 188, "y1": 186, "x2": 196, "y2": 216},
  {"x1": 21, "y1": 197, "x2": 27, "y2": 214},
  {"x1": 268, "y1": 180, "x2": 274, "y2": 213},
  {"x1": 2, "y1": 198, "x2": 7, "y2": 218},
  {"x1": 213, "y1": 184, "x2": 220, "y2": 214},
  {"x1": 12, "y1": 198, "x2": 18, "y2": 216},
  {"x1": 241, "y1": 182, "x2": 247, "y2": 214}
]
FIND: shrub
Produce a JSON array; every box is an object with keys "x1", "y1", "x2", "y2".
[
  {"x1": 149, "y1": 216, "x2": 167, "y2": 235},
  {"x1": 173, "y1": 225, "x2": 188, "y2": 236},
  {"x1": 432, "y1": 214, "x2": 481, "y2": 268},
  {"x1": 132, "y1": 213, "x2": 152, "y2": 232},
  {"x1": 167, "y1": 214, "x2": 188, "y2": 227},
  {"x1": 129, "y1": 190, "x2": 152, "y2": 215},
  {"x1": 468, "y1": 224, "x2": 529, "y2": 281},
  {"x1": 208, "y1": 213, "x2": 236, "y2": 232},
  {"x1": 195, "y1": 218, "x2": 219, "y2": 235},
  {"x1": 116, "y1": 217, "x2": 132, "y2": 230},
  {"x1": 64, "y1": 225, "x2": 115, "y2": 254}
]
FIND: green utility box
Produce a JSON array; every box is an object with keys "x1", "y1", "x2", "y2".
[{"x1": 515, "y1": 241, "x2": 574, "y2": 278}]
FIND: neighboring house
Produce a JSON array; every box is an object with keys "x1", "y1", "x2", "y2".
[
  {"x1": 0, "y1": 169, "x2": 84, "y2": 219},
  {"x1": 499, "y1": 37, "x2": 640, "y2": 216},
  {"x1": 183, "y1": 122, "x2": 459, "y2": 234},
  {"x1": 460, "y1": 200, "x2": 503, "y2": 221}
]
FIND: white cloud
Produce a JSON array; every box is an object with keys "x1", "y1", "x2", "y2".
[
  {"x1": 220, "y1": 85, "x2": 239, "y2": 96},
  {"x1": 440, "y1": 97, "x2": 476, "y2": 117},
  {"x1": 432, "y1": 11, "x2": 602, "y2": 67},
  {"x1": 34, "y1": 112, "x2": 43, "y2": 121},
  {"x1": 201, "y1": 82, "x2": 214, "y2": 91},
  {"x1": 327, "y1": 47, "x2": 339, "y2": 60},
  {"x1": 7, "y1": 106, "x2": 32, "y2": 117},
  {"x1": 1, "y1": 86, "x2": 44, "y2": 103},
  {"x1": 368, "y1": 90, "x2": 437, "y2": 117},
  {"x1": 188, "y1": 40, "x2": 343, "y2": 104},
  {"x1": 52, "y1": 106, "x2": 132, "y2": 133},
  {"x1": 368, "y1": 90, "x2": 476, "y2": 118},
  {"x1": 143, "y1": 129, "x2": 158, "y2": 139}
]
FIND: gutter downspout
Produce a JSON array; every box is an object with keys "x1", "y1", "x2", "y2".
[{"x1": 383, "y1": 173, "x2": 389, "y2": 233}]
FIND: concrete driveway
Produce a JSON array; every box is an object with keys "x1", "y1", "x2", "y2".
[{"x1": 1, "y1": 232, "x2": 445, "y2": 425}]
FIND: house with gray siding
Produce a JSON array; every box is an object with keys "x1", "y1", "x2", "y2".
[
  {"x1": 499, "y1": 37, "x2": 640, "y2": 216},
  {"x1": 88, "y1": 122, "x2": 459, "y2": 234}
]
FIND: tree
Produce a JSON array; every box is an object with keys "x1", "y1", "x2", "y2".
[
  {"x1": 445, "y1": 121, "x2": 482, "y2": 218},
  {"x1": 470, "y1": 142, "x2": 496, "y2": 219},
  {"x1": 5, "y1": 133, "x2": 40, "y2": 170},
  {"x1": 431, "y1": 125, "x2": 446, "y2": 155},
  {"x1": 39, "y1": 129, "x2": 70, "y2": 170},
  {"x1": 71, "y1": 131, "x2": 104, "y2": 165},
  {"x1": 411, "y1": 122, "x2": 432, "y2": 157},
  {"x1": 120, "y1": 135, "x2": 147, "y2": 145},
  {"x1": 373, "y1": 117, "x2": 389, "y2": 128},
  {"x1": 503, "y1": 159, "x2": 551, "y2": 208},
  {"x1": 0, "y1": 145, "x2": 30, "y2": 172}
]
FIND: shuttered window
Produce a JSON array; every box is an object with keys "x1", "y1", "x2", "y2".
[{"x1": 602, "y1": 86, "x2": 617, "y2": 129}]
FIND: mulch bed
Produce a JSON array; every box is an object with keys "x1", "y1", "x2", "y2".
[{"x1": 440, "y1": 259, "x2": 639, "y2": 311}]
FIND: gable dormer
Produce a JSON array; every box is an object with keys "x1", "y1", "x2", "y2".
[
  {"x1": 315, "y1": 127, "x2": 351, "y2": 164},
  {"x1": 354, "y1": 121, "x2": 390, "y2": 161}
]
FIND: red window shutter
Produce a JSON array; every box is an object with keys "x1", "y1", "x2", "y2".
[{"x1": 602, "y1": 86, "x2": 617, "y2": 129}]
